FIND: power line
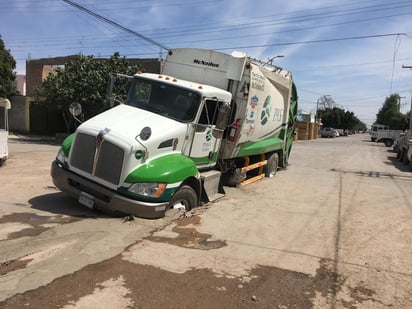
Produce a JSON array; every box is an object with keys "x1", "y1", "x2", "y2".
[
  {"x1": 61, "y1": 0, "x2": 170, "y2": 52},
  {"x1": 5, "y1": 1, "x2": 410, "y2": 46},
  {"x1": 148, "y1": 2, "x2": 412, "y2": 39},
  {"x1": 214, "y1": 32, "x2": 410, "y2": 51}
]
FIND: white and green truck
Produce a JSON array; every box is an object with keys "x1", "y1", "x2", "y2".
[{"x1": 51, "y1": 48, "x2": 297, "y2": 218}]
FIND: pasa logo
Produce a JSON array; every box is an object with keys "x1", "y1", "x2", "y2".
[
  {"x1": 206, "y1": 130, "x2": 212, "y2": 141},
  {"x1": 260, "y1": 95, "x2": 271, "y2": 125}
]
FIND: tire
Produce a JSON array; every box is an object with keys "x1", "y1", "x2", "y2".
[
  {"x1": 400, "y1": 149, "x2": 405, "y2": 162},
  {"x1": 409, "y1": 158, "x2": 412, "y2": 172},
  {"x1": 384, "y1": 139, "x2": 393, "y2": 147},
  {"x1": 402, "y1": 149, "x2": 409, "y2": 165},
  {"x1": 264, "y1": 153, "x2": 279, "y2": 178},
  {"x1": 169, "y1": 185, "x2": 198, "y2": 211}
]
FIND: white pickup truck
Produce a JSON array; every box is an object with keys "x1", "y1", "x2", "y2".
[
  {"x1": 374, "y1": 130, "x2": 403, "y2": 147},
  {"x1": 370, "y1": 123, "x2": 404, "y2": 146},
  {"x1": 0, "y1": 98, "x2": 11, "y2": 166}
]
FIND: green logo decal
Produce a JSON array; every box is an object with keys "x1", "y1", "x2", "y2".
[
  {"x1": 206, "y1": 130, "x2": 212, "y2": 141},
  {"x1": 260, "y1": 95, "x2": 271, "y2": 125}
]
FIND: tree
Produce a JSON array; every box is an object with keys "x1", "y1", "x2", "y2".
[
  {"x1": 318, "y1": 107, "x2": 344, "y2": 128},
  {"x1": 317, "y1": 107, "x2": 366, "y2": 131},
  {"x1": 0, "y1": 36, "x2": 18, "y2": 98},
  {"x1": 36, "y1": 53, "x2": 140, "y2": 132},
  {"x1": 376, "y1": 94, "x2": 408, "y2": 130}
]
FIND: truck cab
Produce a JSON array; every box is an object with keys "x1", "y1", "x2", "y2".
[
  {"x1": 52, "y1": 72, "x2": 231, "y2": 218},
  {"x1": 370, "y1": 124, "x2": 388, "y2": 142}
]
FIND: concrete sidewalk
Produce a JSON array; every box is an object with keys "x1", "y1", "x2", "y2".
[{"x1": 8, "y1": 132, "x2": 67, "y2": 144}]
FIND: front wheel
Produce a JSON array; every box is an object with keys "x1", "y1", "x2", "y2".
[
  {"x1": 264, "y1": 153, "x2": 279, "y2": 178},
  {"x1": 169, "y1": 185, "x2": 198, "y2": 211}
]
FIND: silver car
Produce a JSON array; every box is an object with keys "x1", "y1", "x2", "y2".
[{"x1": 319, "y1": 127, "x2": 337, "y2": 138}]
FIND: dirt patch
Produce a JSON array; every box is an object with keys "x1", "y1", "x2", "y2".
[
  {"x1": 0, "y1": 254, "x2": 379, "y2": 309},
  {"x1": 147, "y1": 214, "x2": 227, "y2": 250},
  {"x1": 0, "y1": 258, "x2": 33, "y2": 275},
  {"x1": 175, "y1": 214, "x2": 202, "y2": 226},
  {"x1": 148, "y1": 225, "x2": 226, "y2": 250},
  {"x1": 347, "y1": 283, "x2": 380, "y2": 307},
  {"x1": 0, "y1": 213, "x2": 80, "y2": 240},
  {"x1": 0, "y1": 256, "x2": 316, "y2": 308},
  {"x1": 1, "y1": 240, "x2": 78, "y2": 276}
]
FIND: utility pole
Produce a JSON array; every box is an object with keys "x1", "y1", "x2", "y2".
[
  {"x1": 402, "y1": 65, "x2": 412, "y2": 130},
  {"x1": 399, "y1": 96, "x2": 406, "y2": 112}
]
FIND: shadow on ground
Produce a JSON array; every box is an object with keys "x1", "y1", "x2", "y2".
[
  {"x1": 29, "y1": 192, "x2": 109, "y2": 218},
  {"x1": 386, "y1": 152, "x2": 411, "y2": 173}
]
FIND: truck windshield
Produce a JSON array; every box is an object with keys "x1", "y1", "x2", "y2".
[{"x1": 125, "y1": 77, "x2": 201, "y2": 123}]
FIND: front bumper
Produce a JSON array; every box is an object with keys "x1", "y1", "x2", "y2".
[{"x1": 51, "y1": 161, "x2": 169, "y2": 219}]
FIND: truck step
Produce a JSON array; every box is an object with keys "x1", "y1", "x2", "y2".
[{"x1": 200, "y1": 170, "x2": 225, "y2": 203}]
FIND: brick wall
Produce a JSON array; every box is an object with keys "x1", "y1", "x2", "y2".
[{"x1": 26, "y1": 56, "x2": 161, "y2": 96}]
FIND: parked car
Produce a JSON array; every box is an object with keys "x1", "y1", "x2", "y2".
[
  {"x1": 393, "y1": 132, "x2": 405, "y2": 154},
  {"x1": 319, "y1": 127, "x2": 337, "y2": 138}
]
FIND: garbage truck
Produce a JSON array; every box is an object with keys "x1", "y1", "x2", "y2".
[{"x1": 51, "y1": 48, "x2": 298, "y2": 218}]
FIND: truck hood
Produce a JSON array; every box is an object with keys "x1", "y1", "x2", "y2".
[{"x1": 77, "y1": 104, "x2": 186, "y2": 145}]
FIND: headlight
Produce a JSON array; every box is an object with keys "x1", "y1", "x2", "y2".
[
  {"x1": 128, "y1": 183, "x2": 166, "y2": 198},
  {"x1": 56, "y1": 148, "x2": 66, "y2": 164}
]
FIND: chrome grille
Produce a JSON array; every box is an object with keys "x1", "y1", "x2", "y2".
[{"x1": 70, "y1": 133, "x2": 124, "y2": 185}]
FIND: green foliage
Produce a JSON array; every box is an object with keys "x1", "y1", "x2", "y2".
[
  {"x1": 36, "y1": 52, "x2": 140, "y2": 132},
  {"x1": 376, "y1": 94, "x2": 409, "y2": 130},
  {"x1": 0, "y1": 36, "x2": 18, "y2": 98},
  {"x1": 317, "y1": 107, "x2": 366, "y2": 131}
]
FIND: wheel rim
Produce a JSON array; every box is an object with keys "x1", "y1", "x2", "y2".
[
  {"x1": 268, "y1": 159, "x2": 278, "y2": 177},
  {"x1": 171, "y1": 200, "x2": 188, "y2": 210}
]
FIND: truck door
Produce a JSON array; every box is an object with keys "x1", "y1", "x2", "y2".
[{"x1": 189, "y1": 99, "x2": 226, "y2": 168}]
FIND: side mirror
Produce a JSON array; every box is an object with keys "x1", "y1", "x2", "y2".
[
  {"x1": 69, "y1": 102, "x2": 82, "y2": 116},
  {"x1": 215, "y1": 102, "x2": 230, "y2": 131},
  {"x1": 212, "y1": 102, "x2": 230, "y2": 138},
  {"x1": 69, "y1": 102, "x2": 83, "y2": 123}
]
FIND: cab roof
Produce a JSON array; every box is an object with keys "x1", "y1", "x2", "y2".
[{"x1": 134, "y1": 72, "x2": 232, "y2": 103}]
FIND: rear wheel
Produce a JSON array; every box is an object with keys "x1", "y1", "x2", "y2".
[
  {"x1": 264, "y1": 153, "x2": 279, "y2": 178},
  {"x1": 400, "y1": 149, "x2": 405, "y2": 162},
  {"x1": 384, "y1": 139, "x2": 393, "y2": 147},
  {"x1": 402, "y1": 149, "x2": 409, "y2": 165},
  {"x1": 169, "y1": 185, "x2": 198, "y2": 211}
]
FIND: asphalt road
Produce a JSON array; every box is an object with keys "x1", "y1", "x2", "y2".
[{"x1": 0, "y1": 134, "x2": 411, "y2": 308}]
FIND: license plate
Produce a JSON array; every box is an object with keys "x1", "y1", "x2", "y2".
[{"x1": 79, "y1": 192, "x2": 94, "y2": 209}]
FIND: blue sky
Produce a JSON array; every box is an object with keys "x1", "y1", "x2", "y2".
[{"x1": 1, "y1": 0, "x2": 412, "y2": 127}]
